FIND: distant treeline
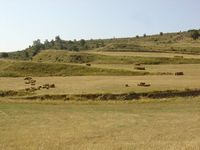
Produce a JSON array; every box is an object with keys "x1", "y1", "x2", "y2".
[
  {"x1": 0, "y1": 29, "x2": 200, "y2": 60},
  {"x1": 0, "y1": 36, "x2": 105, "y2": 60}
]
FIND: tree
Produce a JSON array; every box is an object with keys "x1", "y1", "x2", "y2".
[
  {"x1": 1, "y1": 52, "x2": 8, "y2": 58},
  {"x1": 80, "y1": 39, "x2": 86, "y2": 46},
  {"x1": 160, "y1": 32, "x2": 163, "y2": 36},
  {"x1": 143, "y1": 34, "x2": 147, "y2": 37},
  {"x1": 55, "y1": 36, "x2": 61, "y2": 42},
  {"x1": 191, "y1": 30, "x2": 200, "y2": 40},
  {"x1": 33, "y1": 39, "x2": 41, "y2": 46}
]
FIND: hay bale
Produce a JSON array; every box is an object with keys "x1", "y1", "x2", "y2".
[
  {"x1": 125, "y1": 84, "x2": 129, "y2": 87},
  {"x1": 137, "y1": 82, "x2": 151, "y2": 87},
  {"x1": 24, "y1": 77, "x2": 32, "y2": 80},
  {"x1": 43, "y1": 84, "x2": 50, "y2": 89},
  {"x1": 37, "y1": 86, "x2": 42, "y2": 90},
  {"x1": 174, "y1": 56, "x2": 184, "y2": 59},
  {"x1": 137, "y1": 82, "x2": 146, "y2": 86},
  {"x1": 86, "y1": 63, "x2": 91, "y2": 66},
  {"x1": 25, "y1": 81, "x2": 31, "y2": 84},
  {"x1": 175, "y1": 72, "x2": 184, "y2": 76},
  {"x1": 135, "y1": 63, "x2": 141, "y2": 66},
  {"x1": 30, "y1": 80, "x2": 36, "y2": 83},
  {"x1": 50, "y1": 84, "x2": 55, "y2": 88},
  {"x1": 134, "y1": 66, "x2": 145, "y2": 70},
  {"x1": 25, "y1": 88, "x2": 31, "y2": 92}
]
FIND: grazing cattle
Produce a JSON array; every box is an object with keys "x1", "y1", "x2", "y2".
[{"x1": 175, "y1": 72, "x2": 184, "y2": 76}]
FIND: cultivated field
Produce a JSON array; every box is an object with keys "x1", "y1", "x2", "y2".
[{"x1": 0, "y1": 98, "x2": 200, "y2": 150}]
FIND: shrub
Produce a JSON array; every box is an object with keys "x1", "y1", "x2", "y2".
[{"x1": 191, "y1": 30, "x2": 200, "y2": 40}]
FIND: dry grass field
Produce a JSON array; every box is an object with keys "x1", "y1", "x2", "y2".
[
  {"x1": 1, "y1": 46, "x2": 200, "y2": 150},
  {"x1": 87, "y1": 51, "x2": 200, "y2": 59},
  {"x1": 0, "y1": 63, "x2": 200, "y2": 95},
  {"x1": 0, "y1": 75, "x2": 200, "y2": 95},
  {"x1": 0, "y1": 98, "x2": 200, "y2": 150}
]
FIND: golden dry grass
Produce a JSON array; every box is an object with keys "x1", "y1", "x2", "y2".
[
  {"x1": 0, "y1": 63, "x2": 200, "y2": 95},
  {"x1": 87, "y1": 51, "x2": 200, "y2": 59},
  {"x1": 0, "y1": 98, "x2": 200, "y2": 150},
  {"x1": 1, "y1": 75, "x2": 200, "y2": 95}
]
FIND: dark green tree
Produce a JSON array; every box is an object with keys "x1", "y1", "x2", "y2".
[
  {"x1": 191, "y1": 30, "x2": 200, "y2": 40},
  {"x1": 1, "y1": 52, "x2": 9, "y2": 58},
  {"x1": 80, "y1": 39, "x2": 86, "y2": 46}
]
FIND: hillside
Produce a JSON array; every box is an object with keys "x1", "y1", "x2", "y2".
[
  {"x1": 0, "y1": 60, "x2": 150, "y2": 77},
  {"x1": 33, "y1": 50, "x2": 200, "y2": 65},
  {"x1": 1, "y1": 29, "x2": 200, "y2": 61}
]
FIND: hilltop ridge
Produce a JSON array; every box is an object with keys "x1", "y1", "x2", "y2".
[{"x1": 0, "y1": 29, "x2": 200, "y2": 60}]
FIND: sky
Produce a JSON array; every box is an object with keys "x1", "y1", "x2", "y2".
[{"x1": 0, "y1": 0, "x2": 200, "y2": 52}]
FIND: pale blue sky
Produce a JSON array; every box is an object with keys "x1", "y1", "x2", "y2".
[{"x1": 0, "y1": 0, "x2": 200, "y2": 52}]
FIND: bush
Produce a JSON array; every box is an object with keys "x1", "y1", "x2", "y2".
[
  {"x1": 1, "y1": 52, "x2": 9, "y2": 58},
  {"x1": 191, "y1": 30, "x2": 200, "y2": 40}
]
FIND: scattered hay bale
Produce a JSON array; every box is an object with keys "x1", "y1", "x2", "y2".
[
  {"x1": 144, "y1": 84, "x2": 151, "y2": 87},
  {"x1": 86, "y1": 63, "x2": 91, "y2": 66},
  {"x1": 138, "y1": 82, "x2": 146, "y2": 86},
  {"x1": 37, "y1": 86, "x2": 42, "y2": 90},
  {"x1": 30, "y1": 80, "x2": 36, "y2": 83},
  {"x1": 24, "y1": 77, "x2": 32, "y2": 80},
  {"x1": 134, "y1": 66, "x2": 146, "y2": 70},
  {"x1": 30, "y1": 87, "x2": 37, "y2": 92},
  {"x1": 174, "y1": 56, "x2": 184, "y2": 59},
  {"x1": 25, "y1": 81, "x2": 31, "y2": 84},
  {"x1": 50, "y1": 84, "x2": 55, "y2": 88},
  {"x1": 137, "y1": 82, "x2": 151, "y2": 87},
  {"x1": 42, "y1": 84, "x2": 56, "y2": 89},
  {"x1": 43, "y1": 84, "x2": 49, "y2": 89},
  {"x1": 175, "y1": 72, "x2": 184, "y2": 76},
  {"x1": 135, "y1": 63, "x2": 141, "y2": 66},
  {"x1": 25, "y1": 88, "x2": 31, "y2": 92},
  {"x1": 125, "y1": 84, "x2": 129, "y2": 87}
]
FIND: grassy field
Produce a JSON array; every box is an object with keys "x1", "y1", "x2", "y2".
[
  {"x1": 33, "y1": 50, "x2": 200, "y2": 65},
  {"x1": 1, "y1": 75, "x2": 200, "y2": 95},
  {"x1": 1, "y1": 32, "x2": 200, "y2": 150},
  {"x1": 0, "y1": 63, "x2": 199, "y2": 95},
  {"x1": 0, "y1": 60, "x2": 150, "y2": 77},
  {"x1": 0, "y1": 98, "x2": 200, "y2": 150},
  {"x1": 87, "y1": 51, "x2": 200, "y2": 59}
]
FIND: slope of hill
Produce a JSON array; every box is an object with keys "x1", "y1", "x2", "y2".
[
  {"x1": 0, "y1": 29, "x2": 200, "y2": 61},
  {"x1": 33, "y1": 50, "x2": 200, "y2": 65},
  {"x1": 0, "y1": 60, "x2": 150, "y2": 77}
]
